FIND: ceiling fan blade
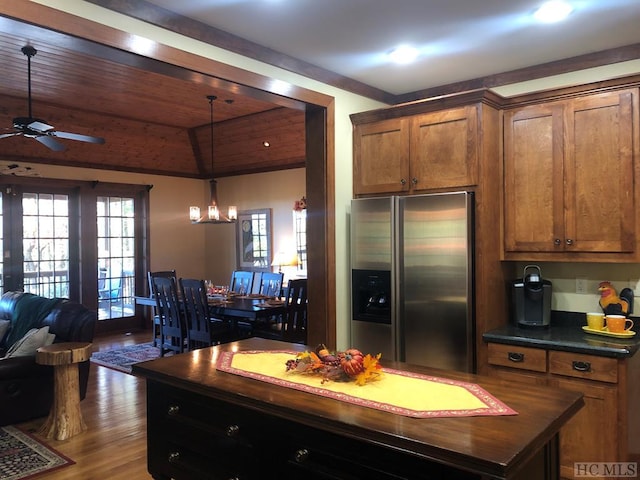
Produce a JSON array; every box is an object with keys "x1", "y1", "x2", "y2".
[
  {"x1": 50, "y1": 131, "x2": 105, "y2": 144},
  {"x1": 0, "y1": 132, "x2": 21, "y2": 139},
  {"x1": 35, "y1": 135, "x2": 66, "y2": 151}
]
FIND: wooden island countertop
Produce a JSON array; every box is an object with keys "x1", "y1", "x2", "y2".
[{"x1": 133, "y1": 338, "x2": 583, "y2": 480}]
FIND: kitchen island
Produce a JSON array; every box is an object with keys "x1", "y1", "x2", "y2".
[{"x1": 133, "y1": 338, "x2": 583, "y2": 480}]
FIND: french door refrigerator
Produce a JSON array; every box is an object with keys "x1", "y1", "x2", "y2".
[{"x1": 350, "y1": 191, "x2": 475, "y2": 372}]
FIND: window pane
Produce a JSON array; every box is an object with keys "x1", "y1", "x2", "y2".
[
  {"x1": 22, "y1": 192, "x2": 70, "y2": 298},
  {"x1": 98, "y1": 195, "x2": 136, "y2": 320},
  {"x1": 294, "y1": 209, "x2": 307, "y2": 271}
]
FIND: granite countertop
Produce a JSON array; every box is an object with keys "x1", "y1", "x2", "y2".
[{"x1": 483, "y1": 312, "x2": 640, "y2": 358}]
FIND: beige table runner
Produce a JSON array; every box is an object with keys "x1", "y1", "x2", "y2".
[{"x1": 217, "y1": 350, "x2": 517, "y2": 418}]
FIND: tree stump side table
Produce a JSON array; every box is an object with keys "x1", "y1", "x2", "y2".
[{"x1": 36, "y1": 342, "x2": 92, "y2": 441}]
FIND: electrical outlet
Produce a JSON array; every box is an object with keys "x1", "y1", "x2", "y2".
[{"x1": 576, "y1": 277, "x2": 588, "y2": 294}]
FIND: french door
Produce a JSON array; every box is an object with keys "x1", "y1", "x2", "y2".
[
  {"x1": 1, "y1": 185, "x2": 76, "y2": 297},
  {"x1": 0, "y1": 177, "x2": 149, "y2": 333}
]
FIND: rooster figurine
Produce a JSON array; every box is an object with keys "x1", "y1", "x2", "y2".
[{"x1": 598, "y1": 281, "x2": 634, "y2": 316}]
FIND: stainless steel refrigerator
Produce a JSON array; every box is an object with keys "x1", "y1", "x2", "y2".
[{"x1": 350, "y1": 192, "x2": 474, "y2": 372}]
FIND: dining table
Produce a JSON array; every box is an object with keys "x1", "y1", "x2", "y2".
[
  {"x1": 206, "y1": 294, "x2": 286, "y2": 322},
  {"x1": 134, "y1": 293, "x2": 286, "y2": 323}
]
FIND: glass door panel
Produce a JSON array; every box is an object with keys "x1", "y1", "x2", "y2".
[
  {"x1": 22, "y1": 192, "x2": 70, "y2": 298},
  {"x1": 97, "y1": 196, "x2": 135, "y2": 320}
]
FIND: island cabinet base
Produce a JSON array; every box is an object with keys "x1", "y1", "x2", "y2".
[{"x1": 145, "y1": 381, "x2": 555, "y2": 480}]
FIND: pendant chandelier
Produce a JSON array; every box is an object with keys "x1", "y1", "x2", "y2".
[{"x1": 189, "y1": 95, "x2": 237, "y2": 224}]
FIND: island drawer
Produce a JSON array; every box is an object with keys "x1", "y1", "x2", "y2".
[
  {"x1": 549, "y1": 350, "x2": 618, "y2": 383},
  {"x1": 487, "y1": 343, "x2": 547, "y2": 372}
]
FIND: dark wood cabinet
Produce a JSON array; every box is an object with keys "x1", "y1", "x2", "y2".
[
  {"x1": 352, "y1": 104, "x2": 480, "y2": 196},
  {"x1": 486, "y1": 341, "x2": 640, "y2": 480},
  {"x1": 503, "y1": 88, "x2": 638, "y2": 261},
  {"x1": 353, "y1": 117, "x2": 410, "y2": 195}
]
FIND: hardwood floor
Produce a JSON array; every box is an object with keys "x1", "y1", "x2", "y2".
[{"x1": 17, "y1": 330, "x2": 154, "y2": 479}]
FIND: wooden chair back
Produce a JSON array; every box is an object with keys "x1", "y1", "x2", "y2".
[
  {"x1": 179, "y1": 278, "x2": 234, "y2": 350},
  {"x1": 147, "y1": 270, "x2": 177, "y2": 346},
  {"x1": 150, "y1": 275, "x2": 185, "y2": 356},
  {"x1": 259, "y1": 272, "x2": 284, "y2": 297},
  {"x1": 147, "y1": 270, "x2": 177, "y2": 296},
  {"x1": 282, "y1": 278, "x2": 308, "y2": 343},
  {"x1": 229, "y1": 270, "x2": 254, "y2": 295}
]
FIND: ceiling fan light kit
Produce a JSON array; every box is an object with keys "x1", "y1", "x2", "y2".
[
  {"x1": 0, "y1": 45, "x2": 105, "y2": 151},
  {"x1": 190, "y1": 95, "x2": 237, "y2": 224}
]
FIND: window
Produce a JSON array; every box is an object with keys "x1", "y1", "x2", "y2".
[
  {"x1": 97, "y1": 196, "x2": 136, "y2": 320},
  {"x1": 22, "y1": 193, "x2": 70, "y2": 298},
  {"x1": 293, "y1": 208, "x2": 307, "y2": 272},
  {"x1": 0, "y1": 174, "x2": 149, "y2": 334}
]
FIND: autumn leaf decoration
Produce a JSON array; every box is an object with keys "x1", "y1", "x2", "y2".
[
  {"x1": 285, "y1": 344, "x2": 383, "y2": 385},
  {"x1": 355, "y1": 353, "x2": 383, "y2": 386}
]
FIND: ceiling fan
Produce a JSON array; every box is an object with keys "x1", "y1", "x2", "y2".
[{"x1": 0, "y1": 45, "x2": 105, "y2": 152}]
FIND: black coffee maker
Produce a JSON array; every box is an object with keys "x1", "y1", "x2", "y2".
[{"x1": 511, "y1": 265, "x2": 552, "y2": 327}]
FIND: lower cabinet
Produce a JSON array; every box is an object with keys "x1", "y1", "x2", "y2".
[
  {"x1": 486, "y1": 343, "x2": 636, "y2": 480},
  {"x1": 145, "y1": 381, "x2": 510, "y2": 480}
]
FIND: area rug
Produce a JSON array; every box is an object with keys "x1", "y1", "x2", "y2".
[
  {"x1": 0, "y1": 425, "x2": 74, "y2": 479},
  {"x1": 217, "y1": 350, "x2": 517, "y2": 418},
  {"x1": 90, "y1": 342, "x2": 163, "y2": 373}
]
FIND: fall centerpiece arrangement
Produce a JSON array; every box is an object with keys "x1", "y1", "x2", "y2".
[{"x1": 285, "y1": 344, "x2": 382, "y2": 386}]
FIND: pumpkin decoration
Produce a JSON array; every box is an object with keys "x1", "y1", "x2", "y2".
[
  {"x1": 339, "y1": 349, "x2": 365, "y2": 376},
  {"x1": 286, "y1": 344, "x2": 382, "y2": 385}
]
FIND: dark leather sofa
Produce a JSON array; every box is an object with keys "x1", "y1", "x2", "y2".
[{"x1": 0, "y1": 291, "x2": 96, "y2": 426}]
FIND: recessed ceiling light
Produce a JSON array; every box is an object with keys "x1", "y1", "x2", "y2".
[
  {"x1": 263, "y1": 141, "x2": 270, "y2": 147},
  {"x1": 534, "y1": 1, "x2": 574, "y2": 23},
  {"x1": 387, "y1": 45, "x2": 419, "y2": 65}
]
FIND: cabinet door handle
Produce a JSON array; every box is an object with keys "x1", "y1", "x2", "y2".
[
  {"x1": 400, "y1": 178, "x2": 407, "y2": 185},
  {"x1": 294, "y1": 448, "x2": 310, "y2": 463},
  {"x1": 508, "y1": 352, "x2": 524, "y2": 362},
  {"x1": 572, "y1": 361, "x2": 591, "y2": 372},
  {"x1": 167, "y1": 405, "x2": 180, "y2": 416},
  {"x1": 226, "y1": 424, "x2": 240, "y2": 437},
  {"x1": 565, "y1": 238, "x2": 574, "y2": 245},
  {"x1": 411, "y1": 177, "x2": 418, "y2": 185},
  {"x1": 554, "y1": 238, "x2": 562, "y2": 246}
]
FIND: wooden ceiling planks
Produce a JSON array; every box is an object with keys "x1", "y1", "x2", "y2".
[{"x1": 0, "y1": 15, "x2": 307, "y2": 178}]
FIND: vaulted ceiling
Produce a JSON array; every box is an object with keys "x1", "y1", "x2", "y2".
[{"x1": 0, "y1": 11, "x2": 306, "y2": 178}]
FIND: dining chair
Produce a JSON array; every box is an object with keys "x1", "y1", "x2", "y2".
[
  {"x1": 148, "y1": 270, "x2": 177, "y2": 346},
  {"x1": 282, "y1": 278, "x2": 308, "y2": 344},
  {"x1": 179, "y1": 278, "x2": 236, "y2": 350},
  {"x1": 150, "y1": 275, "x2": 186, "y2": 356},
  {"x1": 258, "y1": 272, "x2": 284, "y2": 297},
  {"x1": 229, "y1": 270, "x2": 254, "y2": 295}
]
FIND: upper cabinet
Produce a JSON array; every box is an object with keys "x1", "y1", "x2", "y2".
[
  {"x1": 351, "y1": 93, "x2": 495, "y2": 196},
  {"x1": 503, "y1": 88, "x2": 639, "y2": 261},
  {"x1": 409, "y1": 106, "x2": 478, "y2": 191},
  {"x1": 353, "y1": 117, "x2": 410, "y2": 195}
]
